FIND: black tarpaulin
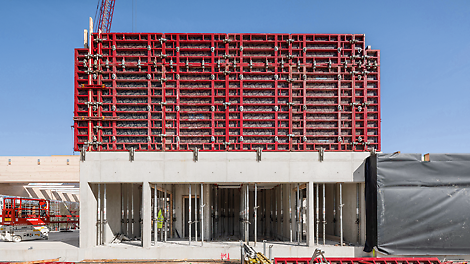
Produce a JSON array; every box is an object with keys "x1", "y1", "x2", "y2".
[{"x1": 365, "y1": 153, "x2": 470, "y2": 255}]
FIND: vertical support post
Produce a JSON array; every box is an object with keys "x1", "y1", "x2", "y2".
[
  {"x1": 103, "y1": 184, "x2": 107, "y2": 245},
  {"x1": 340, "y1": 183, "x2": 343, "y2": 247},
  {"x1": 322, "y1": 184, "x2": 326, "y2": 245},
  {"x1": 160, "y1": 184, "x2": 164, "y2": 242},
  {"x1": 232, "y1": 189, "x2": 235, "y2": 236},
  {"x1": 131, "y1": 183, "x2": 134, "y2": 238},
  {"x1": 356, "y1": 183, "x2": 360, "y2": 244},
  {"x1": 297, "y1": 184, "x2": 300, "y2": 245},
  {"x1": 263, "y1": 240, "x2": 267, "y2": 255},
  {"x1": 171, "y1": 184, "x2": 174, "y2": 239},
  {"x1": 121, "y1": 184, "x2": 125, "y2": 236},
  {"x1": 201, "y1": 183, "x2": 204, "y2": 246},
  {"x1": 215, "y1": 187, "x2": 218, "y2": 239},
  {"x1": 189, "y1": 184, "x2": 192, "y2": 245},
  {"x1": 270, "y1": 188, "x2": 274, "y2": 239},
  {"x1": 97, "y1": 183, "x2": 101, "y2": 245},
  {"x1": 275, "y1": 186, "x2": 278, "y2": 240},
  {"x1": 333, "y1": 183, "x2": 337, "y2": 236},
  {"x1": 245, "y1": 184, "x2": 249, "y2": 244},
  {"x1": 195, "y1": 183, "x2": 198, "y2": 242},
  {"x1": 315, "y1": 183, "x2": 319, "y2": 245},
  {"x1": 204, "y1": 184, "x2": 211, "y2": 241},
  {"x1": 127, "y1": 184, "x2": 131, "y2": 237},
  {"x1": 154, "y1": 184, "x2": 157, "y2": 244},
  {"x1": 228, "y1": 188, "x2": 231, "y2": 236},
  {"x1": 156, "y1": 184, "x2": 159, "y2": 242},
  {"x1": 224, "y1": 188, "x2": 228, "y2": 237},
  {"x1": 254, "y1": 183, "x2": 258, "y2": 246},
  {"x1": 280, "y1": 184, "x2": 283, "y2": 240},
  {"x1": 164, "y1": 184, "x2": 167, "y2": 242},
  {"x1": 264, "y1": 189, "x2": 266, "y2": 238},
  {"x1": 289, "y1": 184, "x2": 292, "y2": 243}
]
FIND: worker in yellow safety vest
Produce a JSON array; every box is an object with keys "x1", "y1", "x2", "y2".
[{"x1": 157, "y1": 209, "x2": 164, "y2": 229}]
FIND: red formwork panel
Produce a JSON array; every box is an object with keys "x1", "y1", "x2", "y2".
[{"x1": 74, "y1": 33, "x2": 380, "y2": 152}]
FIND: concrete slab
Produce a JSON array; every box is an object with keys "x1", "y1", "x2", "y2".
[{"x1": 0, "y1": 233, "x2": 369, "y2": 262}]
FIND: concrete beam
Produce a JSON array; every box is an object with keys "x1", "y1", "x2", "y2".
[{"x1": 81, "y1": 152, "x2": 369, "y2": 184}]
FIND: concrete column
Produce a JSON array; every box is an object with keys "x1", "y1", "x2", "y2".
[
  {"x1": 142, "y1": 182, "x2": 151, "y2": 248},
  {"x1": 267, "y1": 188, "x2": 272, "y2": 239},
  {"x1": 203, "y1": 184, "x2": 211, "y2": 241},
  {"x1": 307, "y1": 181, "x2": 315, "y2": 247},
  {"x1": 122, "y1": 184, "x2": 127, "y2": 235},
  {"x1": 80, "y1": 182, "x2": 97, "y2": 248},
  {"x1": 126, "y1": 184, "x2": 131, "y2": 238}
]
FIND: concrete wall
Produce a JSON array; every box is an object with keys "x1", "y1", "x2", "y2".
[
  {"x1": 0, "y1": 156, "x2": 79, "y2": 183},
  {"x1": 80, "y1": 152, "x2": 369, "y2": 183},
  {"x1": 80, "y1": 151, "x2": 371, "y2": 250},
  {"x1": 103, "y1": 183, "x2": 122, "y2": 244}
]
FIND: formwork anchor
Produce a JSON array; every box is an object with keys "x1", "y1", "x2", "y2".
[
  {"x1": 80, "y1": 146, "x2": 87, "y2": 161},
  {"x1": 319, "y1": 147, "x2": 324, "y2": 162},
  {"x1": 129, "y1": 147, "x2": 135, "y2": 162},
  {"x1": 256, "y1": 148, "x2": 262, "y2": 162},
  {"x1": 193, "y1": 148, "x2": 199, "y2": 162}
]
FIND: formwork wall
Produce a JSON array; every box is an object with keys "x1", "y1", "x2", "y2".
[{"x1": 74, "y1": 33, "x2": 380, "y2": 152}]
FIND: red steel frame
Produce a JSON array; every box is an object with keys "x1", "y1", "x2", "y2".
[
  {"x1": 275, "y1": 257, "x2": 442, "y2": 264},
  {"x1": 74, "y1": 33, "x2": 380, "y2": 152}
]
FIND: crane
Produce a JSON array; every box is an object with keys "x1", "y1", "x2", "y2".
[{"x1": 94, "y1": 0, "x2": 116, "y2": 33}]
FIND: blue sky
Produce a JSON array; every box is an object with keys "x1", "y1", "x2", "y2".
[{"x1": 0, "y1": 0, "x2": 469, "y2": 156}]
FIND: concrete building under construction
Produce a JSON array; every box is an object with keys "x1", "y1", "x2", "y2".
[
  {"x1": 74, "y1": 31, "x2": 381, "y2": 260},
  {"x1": 2, "y1": 28, "x2": 469, "y2": 263}
]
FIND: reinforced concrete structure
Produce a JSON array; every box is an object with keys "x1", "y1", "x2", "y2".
[
  {"x1": 78, "y1": 151, "x2": 370, "y2": 261},
  {"x1": 71, "y1": 31, "x2": 380, "y2": 261}
]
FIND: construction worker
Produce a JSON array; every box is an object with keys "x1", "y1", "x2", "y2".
[
  {"x1": 157, "y1": 209, "x2": 164, "y2": 229},
  {"x1": 39, "y1": 201, "x2": 47, "y2": 217}
]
